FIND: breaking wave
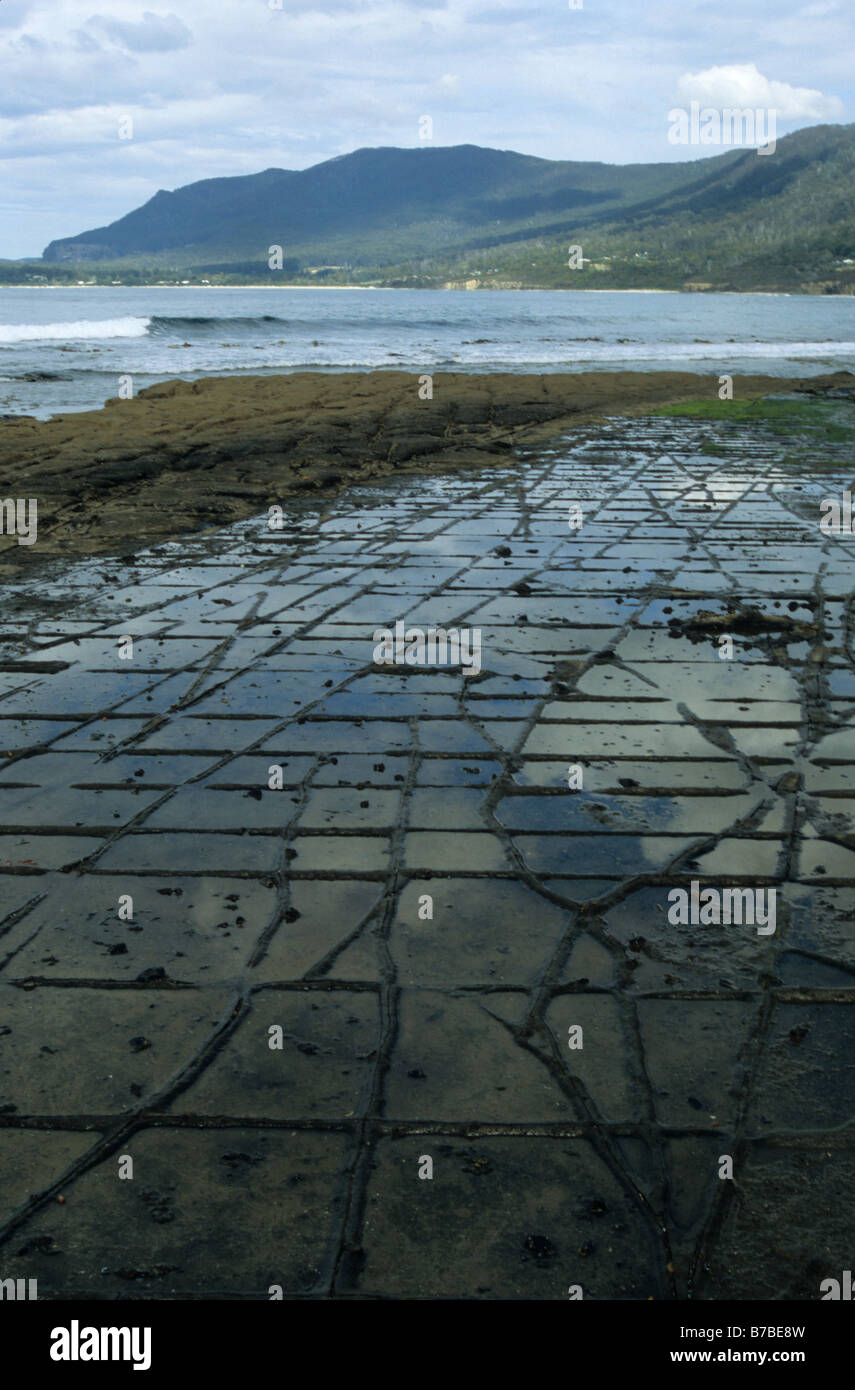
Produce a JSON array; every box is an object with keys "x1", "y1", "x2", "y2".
[{"x1": 0, "y1": 317, "x2": 151, "y2": 344}]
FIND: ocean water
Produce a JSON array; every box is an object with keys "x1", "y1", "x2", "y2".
[{"x1": 0, "y1": 286, "x2": 854, "y2": 419}]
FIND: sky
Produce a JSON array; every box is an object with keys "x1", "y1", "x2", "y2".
[{"x1": 0, "y1": 0, "x2": 852, "y2": 258}]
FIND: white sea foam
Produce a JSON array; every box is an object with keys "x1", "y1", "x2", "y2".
[{"x1": 0, "y1": 317, "x2": 151, "y2": 344}]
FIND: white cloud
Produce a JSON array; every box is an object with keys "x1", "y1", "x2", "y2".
[
  {"x1": 676, "y1": 63, "x2": 842, "y2": 120},
  {"x1": 87, "y1": 11, "x2": 193, "y2": 54},
  {"x1": 799, "y1": 1, "x2": 841, "y2": 15}
]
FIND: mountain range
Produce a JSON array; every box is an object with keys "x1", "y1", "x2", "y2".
[{"x1": 32, "y1": 124, "x2": 855, "y2": 292}]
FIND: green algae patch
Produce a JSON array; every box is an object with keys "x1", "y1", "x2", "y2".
[{"x1": 649, "y1": 395, "x2": 854, "y2": 443}]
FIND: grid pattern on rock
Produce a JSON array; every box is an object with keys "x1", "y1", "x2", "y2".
[{"x1": 0, "y1": 412, "x2": 854, "y2": 1300}]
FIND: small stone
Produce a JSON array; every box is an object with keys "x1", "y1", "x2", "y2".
[{"x1": 524, "y1": 1234, "x2": 555, "y2": 1259}]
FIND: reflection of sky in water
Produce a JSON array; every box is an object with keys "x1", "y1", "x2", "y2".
[{"x1": 499, "y1": 790, "x2": 681, "y2": 833}]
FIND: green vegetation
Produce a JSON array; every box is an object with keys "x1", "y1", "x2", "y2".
[
  {"x1": 8, "y1": 125, "x2": 854, "y2": 293},
  {"x1": 698, "y1": 439, "x2": 731, "y2": 456},
  {"x1": 651, "y1": 396, "x2": 855, "y2": 445},
  {"x1": 651, "y1": 398, "x2": 838, "y2": 420}
]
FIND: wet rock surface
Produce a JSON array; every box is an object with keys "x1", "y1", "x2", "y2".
[
  {"x1": 0, "y1": 401, "x2": 853, "y2": 1299},
  {"x1": 1, "y1": 368, "x2": 853, "y2": 570}
]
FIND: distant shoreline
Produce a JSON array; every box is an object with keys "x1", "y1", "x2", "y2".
[
  {"x1": 0, "y1": 282, "x2": 386, "y2": 292},
  {"x1": 0, "y1": 283, "x2": 801, "y2": 295}
]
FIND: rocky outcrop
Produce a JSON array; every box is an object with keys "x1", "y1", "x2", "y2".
[{"x1": 2, "y1": 368, "x2": 853, "y2": 569}]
